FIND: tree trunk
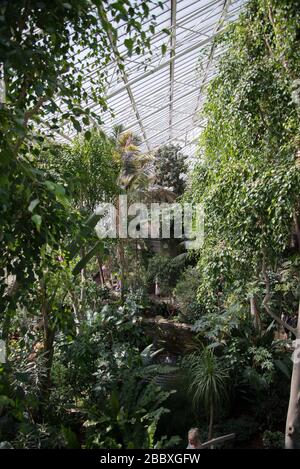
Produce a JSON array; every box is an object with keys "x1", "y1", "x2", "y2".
[
  {"x1": 116, "y1": 195, "x2": 126, "y2": 302},
  {"x1": 2, "y1": 274, "x2": 18, "y2": 358},
  {"x1": 2, "y1": 309, "x2": 12, "y2": 359},
  {"x1": 118, "y1": 240, "x2": 126, "y2": 302},
  {"x1": 208, "y1": 400, "x2": 214, "y2": 444},
  {"x1": 250, "y1": 295, "x2": 261, "y2": 333},
  {"x1": 285, "y1": 301, "x2": 300, "y2": 449},
  {"x1": 292, "y1": 210, "x2": 300, "y2": 253},
  {"x1": 97, "y1": 255, "x2": 105, "y2": 286},
  {"x1": 40, "y1": 301, "x2": 55, "y2": 404}
]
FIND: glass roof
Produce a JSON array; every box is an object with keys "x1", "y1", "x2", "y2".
[{"x1": 52, "y1": 0, "x2": 247, "y2": 157}]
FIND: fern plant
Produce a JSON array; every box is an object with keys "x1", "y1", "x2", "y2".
[{"x1": 83, "y1": 368, "x2": 180, "y2": 449}]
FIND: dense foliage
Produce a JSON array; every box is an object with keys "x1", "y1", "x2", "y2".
[
  {"x1": 153, "y1": 144, "x2": 187, "y2": 196},
  {"x1": 1, "y1": 0, "x2": 300, "y2": 451},
  {"x1": 186, "y1": 0, "x2": 300, "y2": 448}
]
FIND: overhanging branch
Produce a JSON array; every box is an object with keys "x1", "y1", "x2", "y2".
[{"x1": 262, "y1": 261, "x2": 296, "y2": 335}]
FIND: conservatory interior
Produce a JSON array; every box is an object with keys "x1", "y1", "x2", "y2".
[{"x1": 1, "y1": 0, "x2": 300, "y2": 450}]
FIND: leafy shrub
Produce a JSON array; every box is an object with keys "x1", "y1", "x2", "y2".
[
  {"x1": 13, "y1": 423, "x2": 65, "y2": 449},
  {"x1": 220, "y1": 416, "x2": 259, "y2": 446},
  {"x1": 84, "y1": 368, "x2": 180, "y2": 449},
  {"x1": 262, "y1": 430, "x2": 284, "y2": 449},
  {"x1": 147, "y1": 255, "x2": 186, "y2": 296},
  {"x1": 174, "y1": 267, "x2": 202, "y2": 322},
  {"x1": 124, "y1": 288, "x2": 150, "y2": 316},
  {"x1": 51, "y1": 302, "x2": 148, "y2": 405}
]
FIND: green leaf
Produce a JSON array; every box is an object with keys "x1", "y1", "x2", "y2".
[
  {"x1": 31, "y1": 214, "x2": 42, "y2": 232},
  {"x1": 161, "y1": 44, "x2": 167, "y2": 55},
  {"x1": 71, "y1": 118, "x2": 82, "y2": 133},
  {"x1": 72, "y1": 240, "x2": 103, "y2": 276},
  {"x1": 28, "y1": 198, "x2": 39, "y2": 213},
  {"x1": 142, "y1": 3, "x2": 149, "y2": 16},
  {"x1": 67, "y1": 212, "x2": 103, "y2": 259},
  {"x1": 44, "y1": 181, "x2": 68, "y2": 205},
  {"x1": 124, "y1": 38, "x2": 134, "y2": 52},
  {"x1": 35, "y1": 83, "x2": 44, "y2": 96},
  {"x1": 84, "y1": 130, "x2": 91, "y2": 140},
  {"x1": 61, "y1": 426, "x2": 80, "y2": 449}
]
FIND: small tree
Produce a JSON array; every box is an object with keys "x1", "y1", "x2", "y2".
[
  {"x1": 154, "y1": 144, "x2": 187, "y2": 197},
  {"x1": 186, "y1": 348, "x2": 229, "y2": 441}
]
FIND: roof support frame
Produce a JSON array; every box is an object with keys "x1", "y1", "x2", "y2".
[
  {"x1": 192, "y1": 0, "x2": 232, "y2": 124},
  {"x1": 122, "y1": 85, "x2": 199, "y2": 132},
  {"x1": 42, "y1": 0, "x2": 248, "y2": 151},
  {"x1": 97, "y1": 4, "x2": 151, "y2": 150},
  {"x1": 169, "y1": 0, "x2": 177, "y2": 139},
  {"x1": 103, "y1": 30, "x2": 222, "y2": 104}
]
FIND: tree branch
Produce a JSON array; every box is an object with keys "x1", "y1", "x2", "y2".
[
  {"x1": 13, "y1": 94, "x2": 48, "y2": 153},
  {"x1": 262, "y1": 261, "x2": 296, "y2": 334},
  {"x1": 264, "y1": 36, "x2": 275, "y2": 59},
  {"x1": 264, "y1": 303, "x2": 296, "y2": 335},
  {"x1": 200, "y1": 433, "x2": 235, "y2": 449},
  {"x1": 250, "y1": 295, "x2": 261, "y2": 331},
  {"x1": 293, "y1": 210, "x2": 300, "y2": 254},
  {"x1": 23, "y1": 95, "x2": 48, "y2": 128}
]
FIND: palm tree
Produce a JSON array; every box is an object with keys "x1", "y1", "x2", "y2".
[
  {"x1": 112, "y1": 125, "x2": 176, "y2": 201},
  {"x1": 110, "y1": 127, "x2": 149, "y2": 299},
  {"x1": 110, "y1": 126, "x2": 176, "y2": 298},
  {"x1": 187, "y1": 347, "x2": 229, "y2": 442}
]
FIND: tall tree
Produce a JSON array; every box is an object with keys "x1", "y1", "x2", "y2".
[
  {"x1": 154, "y1": 144, "x2": 187, "y2": 197},
  {"x1": 188, "y1": 0, "x2": 300, "y2": 448},
  {"x1": 0, "y1": 0, "x2": 161, "y2": 402},
  {"x1": 187, "y1": 348, "x2": 229, "y2": 442}
]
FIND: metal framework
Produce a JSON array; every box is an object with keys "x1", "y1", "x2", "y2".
[{"x1": 53, "y1": 0, "x2": 247, "y2": 157}]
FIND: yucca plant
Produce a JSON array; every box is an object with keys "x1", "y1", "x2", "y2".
[{"x1": 186, "y1": 348, "x2": 229, "y2": 441}]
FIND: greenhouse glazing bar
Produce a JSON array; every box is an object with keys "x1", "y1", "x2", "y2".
[{"x1": 42, "y1": 0, "x2": 247, "y2": 157}]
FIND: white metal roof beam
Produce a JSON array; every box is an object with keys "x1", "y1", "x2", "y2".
[
  {"x1": 78, "y1": 4, "x2": 227, "y2": 100},
  {"x1": 103, "y1": 30, "x2": 222, "y2": 104},
  {"x1": 122, "y1": 86, "x2": 199, "y2": 132},
  {"x1": 41, "y1": 0, "x2": 248, "y2": 147},
  {"x1": 144, "y1": 112, "x2": 204, "y2": 145},
  {"x1": 97, "y1": 4, "x2": 151, "y2": 151},
  {"x1": 192, "y1": 0, "x2": 232, "y2": 123},
  {"x1": 169, "y1": 0, "x2": 177, "y2": 139}
]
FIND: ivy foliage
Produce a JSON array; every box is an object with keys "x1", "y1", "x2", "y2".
[
  {"x1": 188, "y1": 0, "x2": 300, "y2": 308},
  {"x1": 0, "y1": 0, "x2": 161, "y2": 330},
  {"x1": 153, "y1": 144, "x2": 187, "y2": 196},
  {"x1": 39, "y1": 130, "x2": 120, "y2": 211}
]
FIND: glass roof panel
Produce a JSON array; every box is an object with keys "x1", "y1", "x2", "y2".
[{"x1": 50, "y1": 0, "x2": 248, "y2": 156}]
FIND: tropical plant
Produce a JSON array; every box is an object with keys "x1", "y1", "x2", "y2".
[
  {"x1": 262, "y1": 430, "x2": 284, "y2": 449},
  {"x1": 147, "y1": 254, "x2": 186, "y2": 297},
  {"x1": 187, "y1": 0, "x2": 300, "y2": 448},
  {"x1": 84, "y1": 370, "x2": 179, "y2": 449},
  {"x1": 174, "y1": 267, "x2": 203, "y2": 322},
  {"x1": 153, "y1": 144, "x2": 187, "y2": 196},
  {"x1": 0, "y1": 1, "x2": 166, "y2": 448},
  {"x1": 184, "y1": 348, "x2": 230, "y2": 441},
  {"x1": 40, "y1": 131, "x2": 119, "y2": 211}
]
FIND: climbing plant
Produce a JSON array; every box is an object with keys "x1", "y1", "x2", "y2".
[{"x1": 188, "y1": 0, "x2": 300, "y2": 448}]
